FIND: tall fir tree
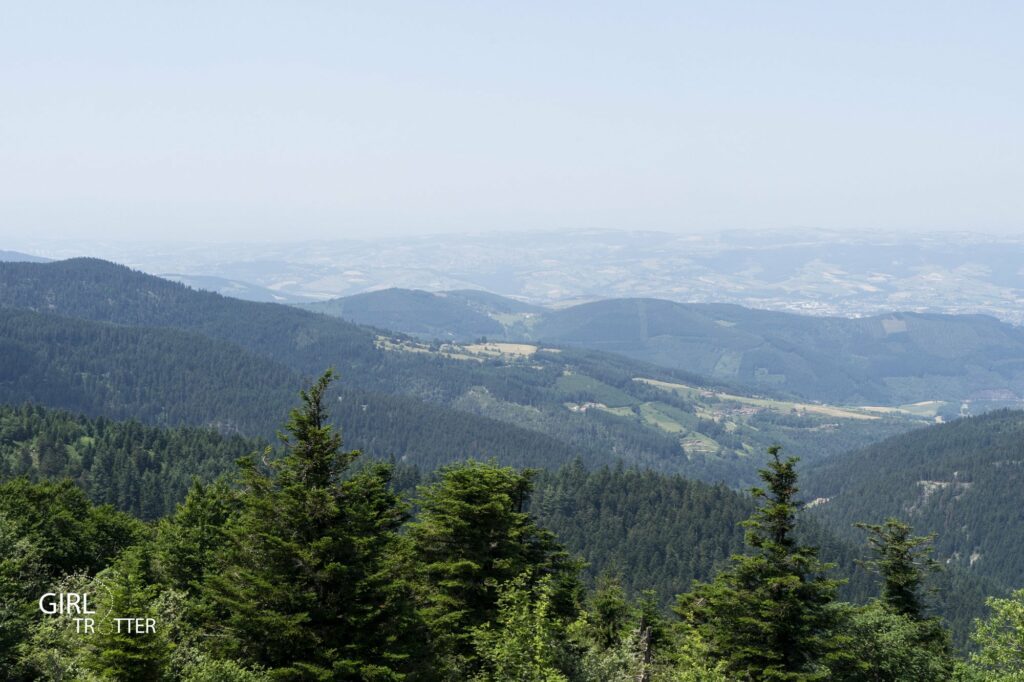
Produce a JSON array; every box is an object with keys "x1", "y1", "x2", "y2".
[
  {"x1": 834, "y1": 518, "x2": 953, "y2": 681},
  {"x1": 409, "y1": 460, "x2": 582, "y2": 679},
  {"x1": 675, "y1": 446, "x2": 847, "y2": 681},
  {"x1": 855, "y1": 518, "x2": 941, "y2": 620},
  {"x1": 202, "y1": 370, "x2": 425, "y2": 680},
  {"x1": 85, "y1": 546, "x2": 169, "y2": 680}
]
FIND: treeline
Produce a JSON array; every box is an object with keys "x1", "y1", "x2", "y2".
[
  {"x1": 0, "y1": 404, "x2": 259, "y2": 519},
  {"x1": 0, "y1": 402, "x2": 990, "y2": 646},
  {"x1": 0, "y1": 401, "x2": 604, "y2": 516},
  {"x1": 2, "y1": 373, "x2": 1022, "y2": 680}
]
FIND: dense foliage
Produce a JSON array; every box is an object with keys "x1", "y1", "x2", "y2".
[
  {"x1": 0, "y1": 374, "x2": 1020, "y2": 680},
  {"x1": 0, "y1": 401, "x2": 988, "y2": 643},
  {"x1": 0, "y1": 404, "x2": 259, "y2": 519}
]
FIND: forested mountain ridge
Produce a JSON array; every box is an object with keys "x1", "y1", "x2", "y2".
[
  {"x1": 805, "y1": 409, "x2": 1024, "y2": 590},
  {"x1": 0, "y1": 311, "x2": 603, "y2": 475},
  {"x1": 0, "y1": 258, "x2": 382, "y2": 380},
  {"x1": 0, "y1": 307, "x2": 299, "y2": 434},
  {"x1": 0, "y1": 259, "x2": 922, "y2": 486},
  {"x1": 532, "y1": 299, "x2": 1024, "y2": 406},
  {"x1": 310, "y1": 287, "x2": 1024, "y2": 408},
  {"x1": 298, "y1": 287, "x2": 524, "y2": 340}
]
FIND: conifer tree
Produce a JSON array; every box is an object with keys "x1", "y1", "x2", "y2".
[
  {"x1": 836, "y1": 517, "x2": 954, "y2": 680},
  {"x1": 675, "y1": 446, "x2": 846, "y2": 680},
  {"x1": 202, "y1": 370, "x2": 424, "y2": 680},
  {"x1": 409, "y1": 460, "x2": 581, "y2": 678},
  {"x1": 86, "y1": 547, "x2": 169, "y2": 680},
  {"x1": 855, "y1": 518, "x2": 940, "y2": 620},
  {"x1": 153, "y1": 478, "x2": 239, "y2": 594},
  {"x1": 584, "y1": 573, "x2": 631, "y2": 650}
]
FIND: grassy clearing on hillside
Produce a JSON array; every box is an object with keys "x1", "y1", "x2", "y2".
[
  {"x1": 640, "y1": 402, "x2": 686, "y2": 433},
  {"x1": 556, "y1": 374, "x2": 638, "y2": 408},
  {"x1": 593, "y1": 404, "x2": 636, "y2": 417},
  {"x1": 375, "y1": 336, "x2": 553, "y2": 363},
  {"x1": 636, "y1": 377, "x2": 881, "y2": 421},
  {"x1": 680, "y1": 430, "x2": 720, "y2": 454},
  {"x1": 374, "y1": 336, "x2": 482, "y2": 362},
  {"x1": 464, "y1": 342, "x2": 538, "y2": 358}
]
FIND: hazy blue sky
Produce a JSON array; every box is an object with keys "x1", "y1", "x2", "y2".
[{"x1": 2, "y1": 1, "x2": 1023, "y2": 241}]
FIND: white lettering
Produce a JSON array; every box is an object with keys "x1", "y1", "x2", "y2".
[{"x1": 39, "y1": 593, "x2": 58, "y2": 615}]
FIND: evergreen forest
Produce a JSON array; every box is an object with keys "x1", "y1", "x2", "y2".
[{"x1": 2, "y1": 372, "x2": 1023, "y2": 680}]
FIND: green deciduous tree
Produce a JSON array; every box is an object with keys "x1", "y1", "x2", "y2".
[
  {"x1": 833, "y1": 601, "x2": 952, "y2": 682},
  {"x1": 0, "y1": 514, "x2": 44, "y2": 677},
  {"x1": 471, "y1": 572, "x2": 571, "y2": 682},
  {"x1": 959, "y1": 588, "x2": 1024, "y2": 681}
]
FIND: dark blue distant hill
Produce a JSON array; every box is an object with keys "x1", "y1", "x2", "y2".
[
  {"x1": 297, "y1": 287, "x2": 541, "y2": 340},
  {"x1": 0, "y1": 250, "x2": 50, "y2": 263}
]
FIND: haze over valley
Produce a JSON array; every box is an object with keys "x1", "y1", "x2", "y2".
[{"x1": 10, "y1": 228, "x2": 1024, "y2": 324}]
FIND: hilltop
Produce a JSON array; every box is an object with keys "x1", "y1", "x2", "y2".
[{"x1": 308, "y1": 287, "x2": 1024, "y2": 408}]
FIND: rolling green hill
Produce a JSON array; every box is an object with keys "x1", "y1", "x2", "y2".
[
  {"x1": 531, "y1": 299, "x2": 1024, "y2": 406},
  {"x1": 299, "y1": 288, "x2": 508, "y2": 340},
  {"x1": 297, "y1": 287, "x2": 543, "y2": 341},
  {"x1": 308, "y1": 287, "x2": 1024, "y2": 408},
  {"x1": 804, "y1": 409, "x2": 1024, "y2": 591}
]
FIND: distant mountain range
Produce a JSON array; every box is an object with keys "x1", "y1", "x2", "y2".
[
  {"x1": 0, "y1": 258, "x2": 923, "y2": 486},
  {"x1": 0, "y1": 250, "x2": 50, "y2": 263},
  {"x1": 26, "y1": 229, "x2": 1024, "y2": 323},
  {"x1": 300, "y1": 287, "x2": 1024, "y2": 407},
  {"x1": 160, "y1": 273, "x2": 315, "y2": 303}
]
